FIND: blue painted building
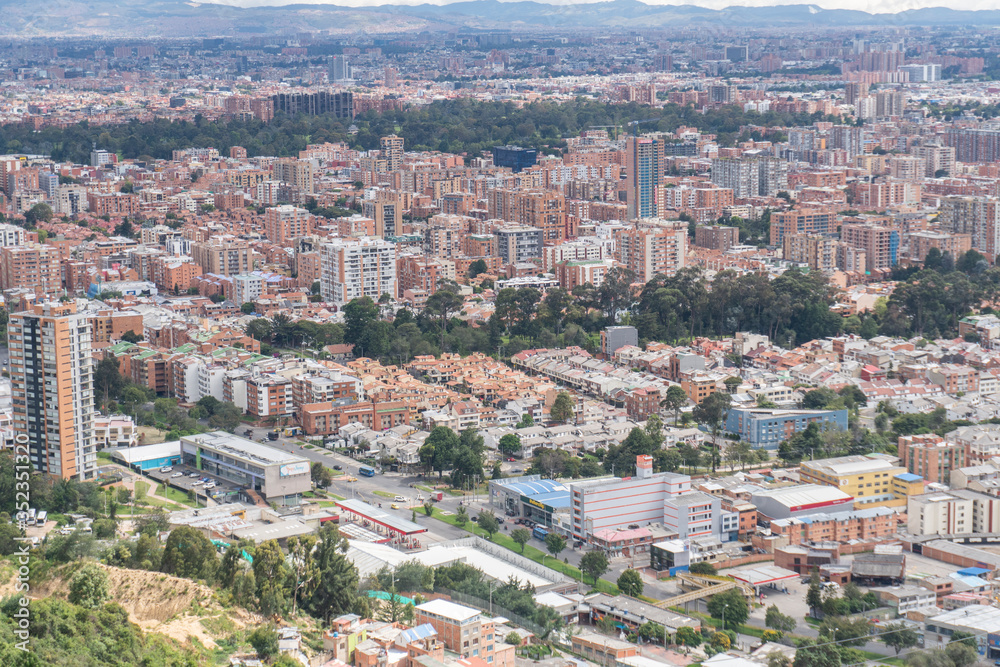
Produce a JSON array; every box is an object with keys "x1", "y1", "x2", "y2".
[{"x1": 725, "y1": 408, "x2": 849, "y2": 449}]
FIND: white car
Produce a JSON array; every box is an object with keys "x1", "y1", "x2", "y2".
[
  {"x1": 191, "y1": 480, "x2": 204, "y2": 486},
  {"x1": 160, "y1": 466, "x2": 173, "y2": 473},
  {"x1": 204, "y1": 483, "x2": 216, "y2": 490},
  {"x1": 171, "y1": 472, "x2": 183, "y2": 478},
  {"x1": 394, "y1": 495, "x2": 406, "y2": 502}
]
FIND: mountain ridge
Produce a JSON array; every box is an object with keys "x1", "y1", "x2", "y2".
[{"x1": 1, "y1": 1, "x2": 999, "y2": 36}]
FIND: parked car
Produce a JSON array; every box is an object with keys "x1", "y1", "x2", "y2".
[
  {"x1": 159, "y1": 466, "x2": 172, "y2": 473},
  {"x1": 170, "y1": 472, "x2": 183, "y2": 478},
  {"x1": 188, "y1": 472, "x2": 199, "y2": 478},
  {"x1": 204, "y1": 483, "x2": 216, "y2": 490}
]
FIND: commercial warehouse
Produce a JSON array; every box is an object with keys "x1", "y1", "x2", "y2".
[
  {"x1": 179, "y1": 431, "x2": 311, "y2": 506},
  {"x1": 751, "y1": 484, "x2": 854, "y2": 521}
]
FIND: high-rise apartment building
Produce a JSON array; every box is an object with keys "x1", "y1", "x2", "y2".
[
  {"x1": 0, "y1": 243, "x2": 61, "y2": 293},
  {"x1": 874, "y1": 89, "x2": 907, "y2": 117},
  {"x1": 10, "y1": 301, "x2": 96, "y2": 480},
  {"x1": 487, "y1": 189, "x2": 566, "y2": 245},
  {"x1": 939, "y1": 196, "x2": 1000, "y2": 260},
  {"x1": 626, "y1": 136, "x2": 662, "y2": 219},
  {"x1": 769, "y1": 209, "x2": 837, "y2": 246},
  {"x1": 320, "y1": 237, "x2": 397, "y2": 307},
  {"x1": 271, "y1": 91, "x2": 354, "y2": 119},
  {"x1": 783, "y1": 233, "x2": 838, "y2": 271},
  {"x1": 329, "y1": 55, "x2": 352, "y2": 82},
  {"x1": 840, "y1": 223, "x2": 899, "y2": 270},
  {"x1": 495, "y1": 226, "x2": 543, "y2": 264},
  {"x1": 613, "y1": 224, "x2": 687, "y2": 282},
  {"x1": 711, "y1": 156, "x2": 788, "y2": 198},
  {"x1": 192, "y1": 238, "x2": 253, "y2": 276},
  {"x1": 273, "y1": 159, "x2": 314, "y2": 194},
  {"x1": 912, "y1": 144, "x2": 956, "y2": 177},
  {"x1": 380, "y1": 135, "x2": 404, "y2": 172},
  {"x1": 264, "y1": 205, "x2": 312, "y2": 244},
  {"x1": 362, "y1": 199, "x2": 403, "y2": 238},
  {"x1": 694, "y1": 225, "x2": 740, "y2": 251},
  {"x1": 947, "y1": 128, "x2": 1000, "y2": 164}
]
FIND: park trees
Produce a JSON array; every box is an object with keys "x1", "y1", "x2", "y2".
[
  {"x1": 617, "y1": 569, "x2": 643, "y2": 597},
  {"x1": 707, "y1": 588, "x2": 748, "y2": 629},
  {"x1": 511, "y1": 528, "x2": 531, "y2": 554},
  {"x1": 580, "y1": 550, "x2": 609, "y2": 585}
]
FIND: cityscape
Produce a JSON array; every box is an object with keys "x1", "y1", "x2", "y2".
[{"x1": 8, "y1": 3, "x2": 1000, "y2": 667}]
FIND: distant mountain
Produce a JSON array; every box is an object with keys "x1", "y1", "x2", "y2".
[{"x1": 2, "y1": 1, "x2": 1000, "y2": 36}]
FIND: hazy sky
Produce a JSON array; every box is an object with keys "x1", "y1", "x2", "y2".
[{"x1": 195, "y1": 0, "x2": 985, "y2": 10}]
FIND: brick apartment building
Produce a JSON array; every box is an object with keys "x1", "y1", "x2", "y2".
[
  {"x1": 414, "y1": 599, "x2": 513, "y2": 667},
  {"x1": 898, "y1": 433, "x2": 966, "y2": 484},
  {"x1": 299, "y1": 399, "x2": 409, "y2": 435}
]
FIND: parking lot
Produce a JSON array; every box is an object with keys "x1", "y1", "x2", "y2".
[{"x1": 145, "y1": 464, "x2": 241, "y2": 503}]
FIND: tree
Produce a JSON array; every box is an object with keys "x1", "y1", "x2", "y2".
[
  {"x1": 455, "y1": 505, "x2": 468, "y2": 527},
  {"x1": 23, "y1": 202, "x2": 53, "y2": 227},
  {"x1": 617, "y1": 569, "x2": 643, "y2": 597},
  {"x1": 660, "y1": 384, "x2": 688, "y2": 426},
  {"x1": 468, "y1": 259, "x2": 488, "y2": 278},
  {"x1": 882, "y1": 622, "x2": 919, "y2": 656},
  {"x1": 241, "y1": 302, "x2": 255, "y2": 314},
  {"x1": 499, "y1": 433, "x2": 521, "y2": 456},
  {"x1": 692, "y1": 392, "x2": 731, "y2": 472},
  {"x1": 504, "y1": 631, "x2": 522, "y2": 646},
  {"x1": 544, "y1": 532, "x2": 566, "y2": 561},
  {"x1": 579, "y1": 550, "x2": 609, "y2": 584},
  {"x1": 706, "y1": 588, "x2": 748, "y2": 629},
  {"x1": 425, "y1": 284, "x2": 464, "y2": 350},
  {"x1": 723, "y1": 376, "x2": 742, "y2": 394},
  {"x1": 477, "y1": 510, "x2": 499, "y2": 540},
  {"x1": 675, "y1": 625, "x2": 702, "y2": 647},
  {"x1": 248, "y1": 625, "x2": 279, "y2": 660},
  {"x1": 423, "y1": 501, "x2": 435, "y2": 516},
  {"x1": 818, "y1": 615, "x2": 872, "y2": 647},
  {"x1": 550, "y1": 391, "x2": 575, "y2": 423},
  {"x1": 306, "y1": 523, "x2": 359, "y2": 619},
  {"x1": 161, "y1": 526, "x2": 217, "y2": 581},
  {"x1": 765, "y1": 604, "x2": 796, "y2": 633},
  {"x1": 688, "y1": 561, "x2": 717, "y2": 576},
  {"x1": 68, "y1": 563, "x2": 110, "y2": 609},
  {"x1": 378, "y1": 586, "x2": 406, "y2": 622},
  {"x1": 311, "y1": 462, "x2": 333, "y2": 487},
  {"x1": 792, "y1": 640, "x2": 841, "y2": 667},
  {"x1": 208, "y1": 402, "x2": 242, "y2": 432},
  {"x1": 420, "y1": 426, "x2": 459, "y2": 477},
  {"x1": 511, "y1": 528, "x2": 531, "y2": 553},
  {"x1": 94, "y1": 357, "x2": 126, "y2": 405},
  {"x1": 254, "y1": 539, "x2": 291, "y2": 616},
  {"x1": 806, "y1": 569, "x2": 823, "y2": 617}
]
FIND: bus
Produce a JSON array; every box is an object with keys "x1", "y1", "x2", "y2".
[
  {"x1": 35, "y1": 511, "x2": 47, "y2": 526},
  {"x1": 358, "y1": 465, "x2": 376, "y2": 477},
  {"x1": 532, "y1": 525, "x2": 549, "y2": 540}
]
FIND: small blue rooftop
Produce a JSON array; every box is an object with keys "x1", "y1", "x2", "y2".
[
  {"x1": 894, "y1": 472, "x2": 923, "y2": 482},
  {"x1": 957, "y1": 567, "x2": 991, "y2": 577},
  {"x1": 500, "y1": 479, "x2": 566, "y2": 496}
]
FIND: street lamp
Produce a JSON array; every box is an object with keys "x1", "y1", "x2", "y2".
[
  {"x1": 722, "y1": 603, "x2": 728, "y2": 631},
  {"x1": 489, "y1": 581, "x2": 497, "y2": 615}
]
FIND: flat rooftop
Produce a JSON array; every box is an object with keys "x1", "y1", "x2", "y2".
[
  {"x1": 337, "y1": 498, "x2": 426, "y2": 535},
  {"x1": 181, "y1": 431, "x2": 308, "y2": 467}
]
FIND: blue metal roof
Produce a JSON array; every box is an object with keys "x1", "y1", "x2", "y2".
[
  {"x1": 529, "y1": 490, "x2": 571, "y2": 509},
  {"x1": 895, "y1": 472, "x2": 923, "y2": 482},
  {"x1": 958, "y1": 567, "x2": 991, "y2": 577},
  {"x1": 502, "y1": 479, "x2": 565, "y2": 496},
  {"x1": 398, "y1": 624, "x2": 437, "y2": 645}
]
